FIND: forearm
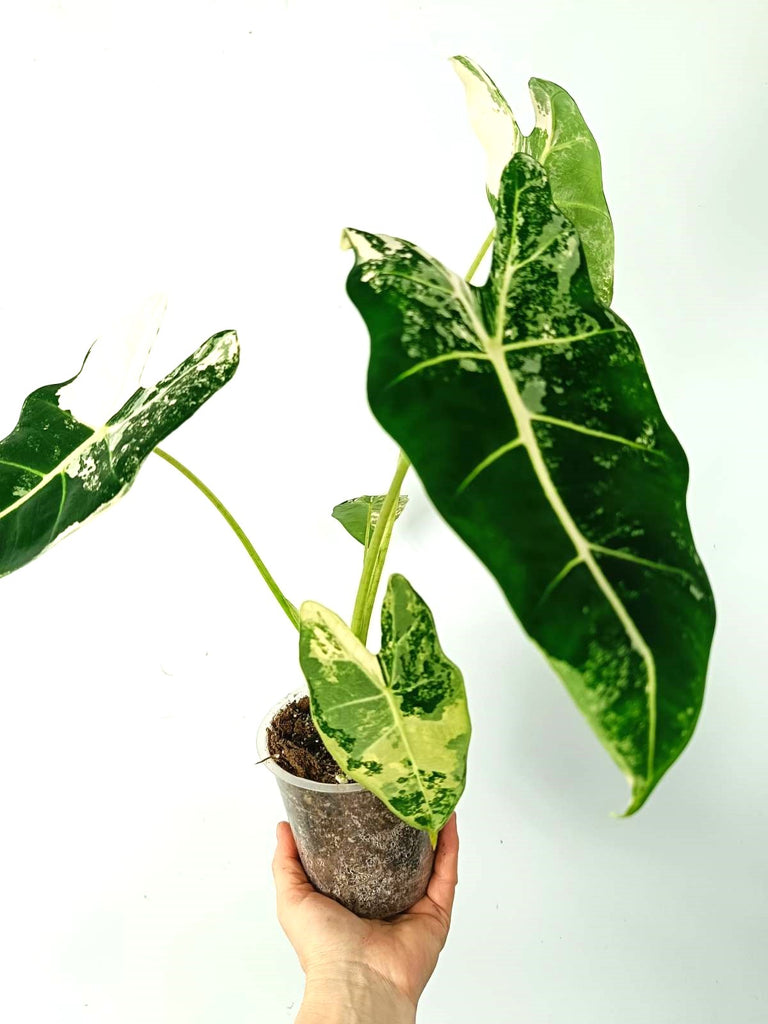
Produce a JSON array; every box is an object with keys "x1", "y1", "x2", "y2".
[{"x1": 296, "y1": 963, "x2": 416, "y2": 1024}]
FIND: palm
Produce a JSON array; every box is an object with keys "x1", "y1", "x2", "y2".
[
  {"x1": 286, "y1": 883, "x2": 449, "y2": 1004},
  {"x1": 273, "y1": 815, "x2": 459, "y2": 1008}
]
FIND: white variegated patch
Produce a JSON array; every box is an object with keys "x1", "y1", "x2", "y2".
[
  {"x1": 0, "y1": 308, "x2": 239, "y2": 579},
  {"x1": 343, "y1": 152, "x2": 715, "y2": 816},
  {"x1": 450, "y1": 55, "x2": 521, "y2": 201},
  {"x1": 57, "y1": 294, "x2": 167, "y2": 428},
  {"x1": 299, "y1": 575, "x2": 470, "y2": 845},
  {"x1": 451, "y1": 57, "x2": 615, "y2": 306}
]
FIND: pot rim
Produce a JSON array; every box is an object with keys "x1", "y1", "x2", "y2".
[{"x1": 257, "y1": 687, "x2": 365, "y2": 794}]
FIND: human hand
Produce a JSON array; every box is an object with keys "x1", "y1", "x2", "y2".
[{"x1": 272, "y1": 813, "x2": 459, "y2": 1023}]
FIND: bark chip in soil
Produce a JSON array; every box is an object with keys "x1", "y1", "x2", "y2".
[{"x1": 266, "y1": 696, "x2": 352, "y2": 784}]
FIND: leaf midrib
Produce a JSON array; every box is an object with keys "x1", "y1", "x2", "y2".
[
  {"x1": 377, "y1": 640, "x2": 437, "y2": 831},
  {"x1": 0, "y1": 332, "x2": 235, "y2": 526},
  {"x1": 317, "y1": 608, "x2": 438, "y2": 831},
  {"x1": 0, "y1": 422, "x2": 108, "y2": 523},
  {"x1": 456, "y1": 179, "x2": 657, "y2": 785},
  {"x1": 490, "y1": 342, "x2": 657, "y2": 782}
]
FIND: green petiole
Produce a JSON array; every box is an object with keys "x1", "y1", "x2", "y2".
[
  {"x1": 349, "y1": 450, "x2": 410, "y2": 643},
  {"x1": 153, "y1": 229, "x2": 496, "y2": 641},
  {"x1": 347, "y1": 227, "x2": 496, "y2": 643},
  {"x1": 153, "y1": 446, "x2": 299, "y2": 631}
]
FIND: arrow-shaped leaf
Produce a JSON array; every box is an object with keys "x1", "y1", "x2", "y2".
[
  {"x1": 332, "y1": 494, "x2": 409, "y2": 547},
  {"x1": 0, "y1": 300, "x2": 239, "y2": 576},
  {"x1": 299, "y1": 573, "x2": 471, "y2": 845},
  {"x1": 343, "y1": 153, "x2": 715, "y2": 815},
  {"x1": 451, "y1": 56, "x2": 614, "y2": 306}
]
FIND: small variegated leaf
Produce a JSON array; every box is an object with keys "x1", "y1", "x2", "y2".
[
  {"x1": 332, "y1": 494, "x2": 409, "y2": 547},
  {"x1": 451, "y1": 56, "x2": 614, "y2": 306},
  {"x1": 0, "y1": 300, "x2": 239, "y2": 577},
  {"x1": 299, "y1": 573, "x2": 471, "y2": 846},
  {"x1": 343, "y1": 153, "x2": 715, "y2": 816}
]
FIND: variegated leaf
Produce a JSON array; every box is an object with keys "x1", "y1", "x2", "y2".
[
  {"x1": 299, "y1": 573, "x2": 471, "y2": 845},
  {"x1": 342, "y1": 153, "x2": 715, "y2": 815},
  {"x1": 332, "y1": 494, "x2": 409, "y2": 547},
  {"x1": 0, "y1": 298, "x2": 239, "y2": 576},
  {"x1": 451, "y1": 55, "x2": 614, "y2": 305}
]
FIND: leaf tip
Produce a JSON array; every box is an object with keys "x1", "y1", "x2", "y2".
[
  {"x1": 212, "y1": 327, "x2": 240, "y2": 358},
  {"x1": 223, "y1": 327, "x2": 240, "y2": 355},
  {"x1": 449, "y1": 54, "x2": 478, "y2": 77},
  {"x1": 298, "y1": 599, "x2": 319, "y2": 621},
  {"x1": 612, "y1": 776, "x2": 652, "y2": 819},
  {"x1": 449, "y1": 54, "x2": 478, "y2": 92}
]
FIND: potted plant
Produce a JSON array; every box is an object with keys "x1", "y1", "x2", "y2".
[{"x1": 0, "y1": 57, "x2": 715, "y2": 920}]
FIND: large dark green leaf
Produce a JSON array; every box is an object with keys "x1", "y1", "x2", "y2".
[
  {"x1": 332, "y1": 494, "x2": 409, "y2": 547},
  {"x1": 342, "y1": 153, "x2": 715, "y2": 815},
  {"x1": 0, "y1": 299, "x2": 239, "y2": 576},
  {"x1": 299, "y1": 573, "x2": 471, "y2": 845},
  {"x1": 451, "y1": 56, "x2": 614, "y2": 306}
]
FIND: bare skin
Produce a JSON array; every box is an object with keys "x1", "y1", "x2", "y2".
[{"x1": 272, "y1": 813, "x2": 459, "y2": 1023}]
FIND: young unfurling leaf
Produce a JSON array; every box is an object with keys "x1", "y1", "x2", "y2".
[
  {"x1": 451, "y1": 55, "x2": 614, "y2": 306},
  {"x1": 332, "y1": 494, "x2": 409, "y2": 547}
]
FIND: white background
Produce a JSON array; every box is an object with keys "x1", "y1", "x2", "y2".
[{"x1": 0, "y1": 1, "x2": 766, "y2": 1022}]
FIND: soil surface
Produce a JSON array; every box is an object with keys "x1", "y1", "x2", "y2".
[
  {"x1": 266, "y1": 696, "x2": 350, "y2": 784},
  {"x1": 265, "y1": 695, "x2": 435, "y2": 917}
]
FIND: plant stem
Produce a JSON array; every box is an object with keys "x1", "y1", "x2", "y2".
[
  {"x1": 347, "y1": 227, "x2": 497, "y2": 644},
  {"x1": 464, "y1": 226, "x2": 495, "y2": 281},
  {"x1": 150, "y1": 226, "x2": 497, "y2": 640},
  {"x1": 350, "y1": 450, "x2": 410, "y2": 643},
  {"x1": 153, "y1": 446, "x2": 299, "y2": 631}
]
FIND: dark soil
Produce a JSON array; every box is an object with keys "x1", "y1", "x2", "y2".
[
  {"x1": 264, "y1": 694, "x2": 435, "y2": 918},
  {"x1": 266, "y1": 696, "x2": 350, "y2": 784}
]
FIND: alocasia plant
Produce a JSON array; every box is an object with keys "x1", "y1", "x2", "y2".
[{"x1": 0, "y1": 56, "x2": 714, "y2": 842}]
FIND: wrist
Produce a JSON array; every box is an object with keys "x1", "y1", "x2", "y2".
[{"x1": 296, "y1": 962, "x2": 416, "y2": 1024}]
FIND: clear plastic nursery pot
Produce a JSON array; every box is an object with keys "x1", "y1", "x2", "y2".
[{"x1": 257, "y1": 690, "x2": 435, "y2": 919}]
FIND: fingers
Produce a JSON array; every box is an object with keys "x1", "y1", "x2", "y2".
[
  {"x1": 272, "y1": 821, "x2": 314, "y2": 907},
  {"x1": 426, "y1": 813, "x2": 459, "y2": 922}
]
